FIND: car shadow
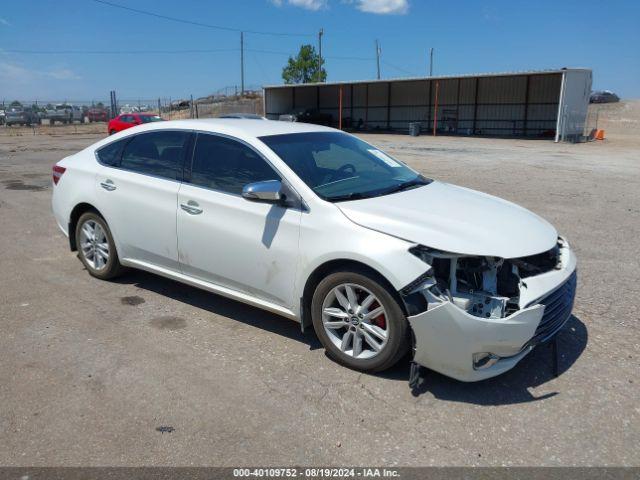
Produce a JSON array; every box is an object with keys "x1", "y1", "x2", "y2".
[
  {"x1": 114, "y1": 269, "x2": 322, "y2": 349},
  {"x1": 115, "y1": 270, "x2": 586, "y2": 405},
  {"x1": 378, "y1": 315, "x2": 588, "y2": 405}
]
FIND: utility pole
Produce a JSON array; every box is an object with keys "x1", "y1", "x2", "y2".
[
  {"x1": 429, "y1": 47, "x2": 434, "y2": 76},
  {"x1": 375, "y1": 40, "x2": 381, "y2": 80},
  {"x1": 240, "y1": 31, "x2": 245, "y2": 96},
  {"x1": 318, "y1": 28, "x2": 324, "y2": 82}
]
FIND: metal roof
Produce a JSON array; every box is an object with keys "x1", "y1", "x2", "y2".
[{"x1": 263, "y1": 68, "x2": 592, "y2": 89}]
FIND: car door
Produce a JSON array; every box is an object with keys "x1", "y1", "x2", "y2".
[
  {"x1": 120, "y1": 115, "x2": 135, "y2": 131},
  {"x1": 113, "y1": 115, "x2": 125, "y2": 131},
  {"x1": 95, "y1": 130, "x2": 191, "y2": 271},
  {"x1": 177, "y1": 132, "x2": 302, "y2": 309}
]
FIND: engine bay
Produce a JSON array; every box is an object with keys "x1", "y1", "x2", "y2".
[{"x1": 410, "y1": 241, "x2": 563, "y2": 319}]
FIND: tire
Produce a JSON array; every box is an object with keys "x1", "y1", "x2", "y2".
[
  {"x1": 311, "y1": 269, "x2": 409, "y2": 372},
  {"x1": 109, "y1": 129, "x2": 116, "y2": 135},
  {"x1": 75, "y1": 212, "x2": 125, "y2": 280}
]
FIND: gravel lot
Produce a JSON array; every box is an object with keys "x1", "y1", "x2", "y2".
[{"x1": 0, "y1": 115, "x2": 638, "y2": 466}]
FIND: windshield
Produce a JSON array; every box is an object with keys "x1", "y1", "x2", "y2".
[
  {"x1": 139, "y1": 115, "x2": 163, "y2": 123},
  {"x1": 55, "y1": 105, "x2": 70, "y2": 110},
  {"x1": 260, "y1": 132, "x2": 430, "y2": 202}
]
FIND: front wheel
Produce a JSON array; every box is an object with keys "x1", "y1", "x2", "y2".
[
  {"x1": 75, "y1": 212, "x2": 125, "y2": 280},
  {"x1": 311, "y1": 270, "x2": 409, "y2": 372}
]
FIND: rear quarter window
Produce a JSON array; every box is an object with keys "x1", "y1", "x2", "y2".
[{"x1": 96, "y1": 139, "x2": 125, "y2": 167}]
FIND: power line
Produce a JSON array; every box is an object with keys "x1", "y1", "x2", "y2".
[
  {"x1": 4, "y1": 47, "x2": 374, "y2": 61},
  {"x1": 3, "y1": 48, "x2": 239, "y2": 54},
  {"x1": 90, "y1": 0, "x2": 312, "y2": 37},
  {"x1": 381, "y1": 60, "x2": 419, "y2": 77},
  {"x1": 246, "y1": 48, "x2": 374, "y2": 61}
]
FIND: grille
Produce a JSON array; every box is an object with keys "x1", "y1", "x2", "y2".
[{"x1": 527, "y1": 270, "x2": 577, "y2": 345}]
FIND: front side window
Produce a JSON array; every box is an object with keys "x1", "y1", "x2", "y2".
[
  {"x1": 259, "y1": 132, "x2": 430, "y2": 202},
  {"x1": 190, "y1": 133, "x2": 279, "y2": 195},
  {"x1": 120, "y1": 131, "x2": 189, "y2": 180}
]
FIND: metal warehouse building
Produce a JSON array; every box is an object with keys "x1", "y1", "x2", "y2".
[{"x1": 264, "y1": 68, "x2": 592, "y2": 142}]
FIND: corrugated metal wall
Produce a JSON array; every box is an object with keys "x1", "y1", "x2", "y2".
[{"x1": 265, "y1": 72, "x2": 566, "y2": 138}]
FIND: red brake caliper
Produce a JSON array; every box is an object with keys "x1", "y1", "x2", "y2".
[{"x1": 370, "y1": 301, "x2": 386, "y2": 329}]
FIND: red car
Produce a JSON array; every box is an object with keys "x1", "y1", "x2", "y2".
[
  {"x1": 87, "y1": 108, "x2": 109, "y2": 123},
  {"x1": 108, "y1": 112, "x2": 163, "y2": 135}
]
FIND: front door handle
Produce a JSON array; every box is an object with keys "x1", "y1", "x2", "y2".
[
  {"x1": 180, "y1": 200, "x2": 203, "y2": 215},
  {"x1": 100, "y1": 179, "x2": 116, "y2": 191}
]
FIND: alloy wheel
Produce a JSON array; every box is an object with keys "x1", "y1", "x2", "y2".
[
  {"x1": 79, "y1": 219, "x2": 110, "y2": 271},
  {"x1": 321, "y1": 283, "x2": 389, "y2": 359}
]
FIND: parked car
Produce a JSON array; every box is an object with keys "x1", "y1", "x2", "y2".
[
  {"x1": 108, "y1": 113, "x2": 163, "y2": 134},
  {"x1": 51, "y1": 120, "x2": 577, "y2": 382},
  {"x1": 279, "y1": 108, "x2": 333, "y2": 126},
  {"x1": 590, "y1": 90, "x2": 620, "y2": 104},
  {"x1": 86, "y1": 108, "x2": 109, "y2": 123},
  {"x1": 219, "y1": 113, "x2": 267, "y2": 120},
  {"x1": 47, "y1": 104, "x2": 84, "y2": 124},
  {"x1": 5, "y1": 107, "x2": 40, "y2": 126}
]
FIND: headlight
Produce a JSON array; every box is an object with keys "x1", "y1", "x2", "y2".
[{"x1": 408, "y1": 245, "x2": 438, "y2": 264}]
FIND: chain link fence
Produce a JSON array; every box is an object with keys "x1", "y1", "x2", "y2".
[{"x1": 0, "y1": 88, "x2": 264, "y2": 136}]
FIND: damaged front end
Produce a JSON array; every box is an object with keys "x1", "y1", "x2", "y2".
[{"x1": 402, "y1": 237, "x2": 577, "y2": 382}]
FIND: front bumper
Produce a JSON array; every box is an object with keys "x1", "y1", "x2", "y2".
[
  {"x1": 408, "y1": 240, "x2": 577, "y2": 382},
  {"x1": 6, "y1": 118, "x2": 26, "y2": 125}
]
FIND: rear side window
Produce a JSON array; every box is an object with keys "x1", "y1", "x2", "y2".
[
  {"x1": 120, "y1": 131, "x2": 190, "y2": 180},
  {"x1": 190, "y1": 133, "x2": 279, "y2": 194},
  {"x1": 96, "y1": 140, "x2": 125, "y2": 167}
]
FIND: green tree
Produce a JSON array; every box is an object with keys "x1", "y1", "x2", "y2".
[
  {"x1": 10, "y1": 100, "x2": 22, "y2": 108},
  {"x1": 282, "y1": 44, "x2": 326, "y2": 84}
]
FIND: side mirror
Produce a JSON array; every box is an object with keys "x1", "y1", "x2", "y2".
[{"x1": 242, "y1": 180, "x2": 282, "y2": 203}]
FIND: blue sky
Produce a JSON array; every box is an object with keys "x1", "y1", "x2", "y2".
[{"x1": 0, "y1": 0, "x2": 638, "y2": 102}]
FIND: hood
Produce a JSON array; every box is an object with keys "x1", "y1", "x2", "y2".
[{"x1": 336, "y1": 181, "x2": 557, "y2": 258}]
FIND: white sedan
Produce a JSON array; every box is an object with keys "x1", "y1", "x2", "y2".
[{"x1": 51, "y1": 119, "x2": 577, "y2": 382}]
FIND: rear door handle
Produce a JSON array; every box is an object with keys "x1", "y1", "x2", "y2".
[
  {"x1": 180, "y1": 200, "x2": 203, "y2": 215},
  {"x1": 100, "y1": 179, "x2": 116, "y2": 191}
]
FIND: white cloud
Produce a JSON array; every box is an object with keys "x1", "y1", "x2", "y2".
[
  {"x1": 0, "y1": 17, "x2": 10, "y2": 26},
  {"x1": 0, "y1": 62, "x2": 33, "y2": 82},
  {"x1": 354, "y1": 0, "x2": 408, "y2": 14},
  {"x1": 0, "y1": 62, "x2": 81, "y2": 82},
  {"x1": 46, "y1": 68, "x2": 82, "y2": 80},
  {"x1": 271, "y1": 0, "x2": 328, "y2": 10},
  {"x1": 271, "y1": 0, "x2": 408, "y2": 14}
]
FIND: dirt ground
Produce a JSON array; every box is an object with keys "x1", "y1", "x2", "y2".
[{"x1": 0, "y1": 103, "x2": 638, "y2": 467}]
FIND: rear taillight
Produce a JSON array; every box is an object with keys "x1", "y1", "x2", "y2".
[{"x1": 52, "y1": 164, "x2": 66, "y2": 185}]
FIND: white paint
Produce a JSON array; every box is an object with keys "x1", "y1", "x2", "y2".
[{"x1": 51, "y1": 119, "x2": 577, "y2": 381}]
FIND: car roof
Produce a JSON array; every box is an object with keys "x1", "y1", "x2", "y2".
[{"x1": 116, "y1": 118, "x2": 336, "y2": 138}]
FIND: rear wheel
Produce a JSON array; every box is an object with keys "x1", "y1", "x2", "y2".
[
  {"x1": 311, "y1": 269, "x2": 409, "y2": 372},
  {"x1": 75, "y1": 212, "x2": 125, "y2": 280}
]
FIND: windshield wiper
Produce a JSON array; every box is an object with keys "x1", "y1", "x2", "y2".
[
  {"x1": 383, "y1": 178, "x2": 429, "y2": 195},
  {"x1": 327, "y1": 192, "x2": 367, "y2": 202}
]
